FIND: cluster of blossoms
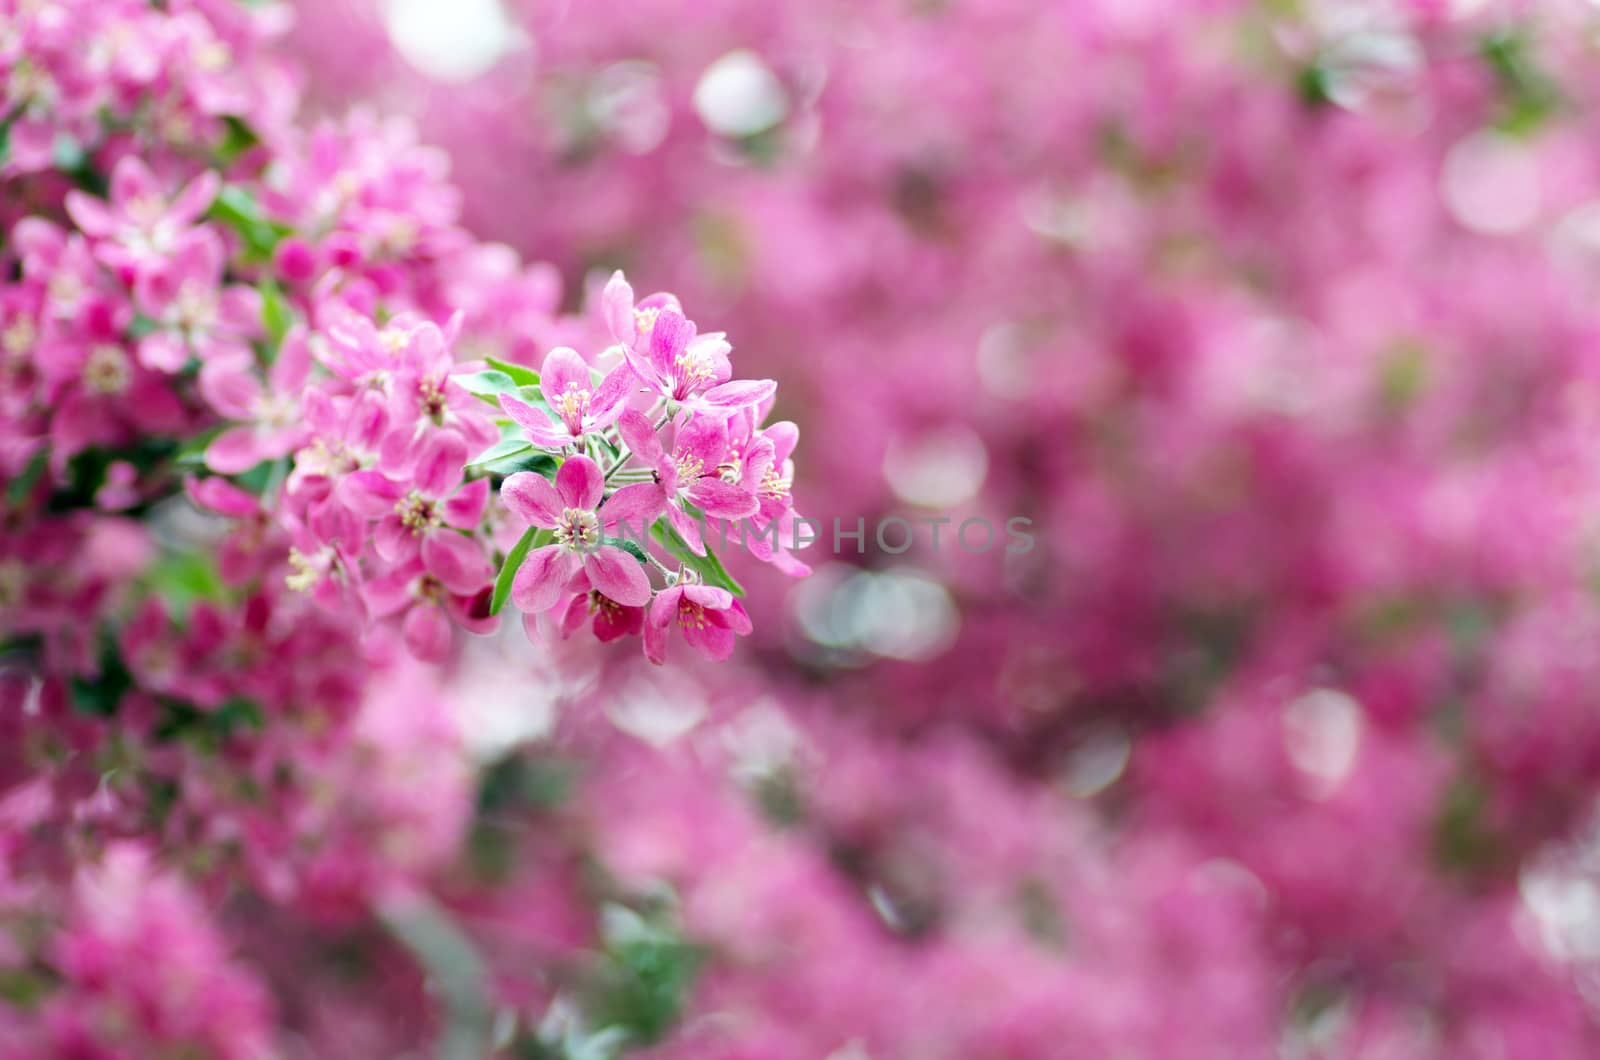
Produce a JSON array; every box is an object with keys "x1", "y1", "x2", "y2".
[{"x1": 1, "y1": 0, "x2": 811, "y2": 1056}]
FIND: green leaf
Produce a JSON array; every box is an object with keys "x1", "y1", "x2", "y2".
[
  {"x1": 455, "y1": 369, "x2": 519, "y2": 404},
  {"x1": 486, "y1": 356, "x2": 539, "y2": 388},
  {"x1": 491, "y1": 525, "x2": 551, "y2": 617},
  {"x1": 206, "y1": 184, "x2": 287, "y2": 259},
  {"x1": 216, "y1": 115, "x2": 261, "y2": 166},
  {"x1": 589, "y1": 902, "x2": 703, "y2": 1045},
  {"x1": 6, "y1": 447, "x2": 48, "y2": 507},
  {"x1": 468, "y1": 437, "x2": 535, "y2": 468},
  {"x1": 603, "y1": 536, "x2": 649, "y2": 564},
  {"x1": 233, "y1": 457, "x2": 287, "y2": 496},
  {"x1": 260, "y1": 277, "x2": 292, "y2": 349},
  {"x1": 143, "y1": 550, "x2": 225, "y2": 614},
  {"x1": 173, "y1": 423, "x2": 228, "y2": 469},
  {"x1": 467, "y1": 436, "x2": 557, "y2": 478},
  {"x1": 69, "y1": 632, "x2": 132, "y2": 718},
  {"x1": 650, "y1": 518, "x2": 745, "y2": 597}
]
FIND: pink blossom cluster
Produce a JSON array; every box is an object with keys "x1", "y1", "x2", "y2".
[{"x1": 1, "y1": 0, "x2": 808, "y2": 1055}]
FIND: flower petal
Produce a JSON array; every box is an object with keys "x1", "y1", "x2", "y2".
[
  {"x1": 556, "y1": 455, "x2": 604, "y2": 511},
  {"x1": 617, "y1": 408, "x2": 666, "y2": 464},
  {"x1": 204, "y1": 426, "x2": 267, "y2": 475},
  {"x1": 676, "y1": 414, "x2": 728, "y2": 468},
  {"x1": 499, "y1": 394, "x2": 569, "y2": 448},
  {"x1": 444, "y1": 477, "x2": 490, "y2": 529},
  {"x1": 402, "y1": 603, "x2": 453, "y2": 662},
  {"x1": 648, "y1": 308, "x2": 693, "y2": 377},
  {"x1": 414, "y1": 431, "x2": 468, "y2": 498},
  {"x1": 588, "y1": 363, "x2": 638, "y2": 422},
  {"x1": 340, "y1": 470, "x2": 406, "y2": 518},
  {"x1": 601, "y1": 482, "x2": 666, "y2": 539},
  {"x1": 424, "y1": 530, "x2": 492, "y2": 594},
  {"x1": 539, "y1": 346, "x2": 590, "y2": 406},
  {"x1": 500, "y1": 471, "x2": 562, "y2": 528},
  {"x1": 688, "y1": 477, "x2": 758, "y2": 520},
  {"x1": 511, "y1": 545, "x2": 579, "y2": 614},
  {"x1": 198, "y1": 353, "x2": 262, "y2": 419},
  {"x1": 602, "y1": 270, "x2": 637, "y2": 346},
  {"x1": 702, "y1": 379, "x2": 778, "y2": 409},
  {"x1": 584, "y1": 546, "x2": 652, "y2": 607}
]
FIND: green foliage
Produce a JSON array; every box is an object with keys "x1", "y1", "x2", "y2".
[
  {"x1": 206, "y1": 185, "x2": 288, "y2": 260},
  {"x1": 456, "y1": 369, "x2": 521, "y2": 402},
  {"x1": 585, "y1": 903, "x2": 703, "y2": 1047},
  {"x1": 69, "y1": 630, "x2": 133, "y2": 717},
  {"x1": 486, "y1": 356, "x2": 540, "y2": 388},
  {"x1": 216, "y1": 115, "x2": 261, "y2": 166},
  {"x1": 468, "y1": 427, "x2": 558, "y2": 478},
  {"x1": 491, "y1": 526, "x2": 552, "y2": 616},
  {"x1": 259, "y1": 277, "x2": 293, "y2": 349},
  {"x1": 650, "y1": 517, "x2": 745, "y2": 597},
  {"x1": 5, "y1": 447, "x2": 48, "y2": 508}
]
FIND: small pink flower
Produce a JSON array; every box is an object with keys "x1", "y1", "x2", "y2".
[
  {"x1": 340, "y1": 431, "x2": 493, "y2": 596},
  {"x1": 553, "y1": 572, "x2": 646, "y2": 643},
  {"x1": 603, "y1": 270, "x2": 774, "y2": 413},
  {"x1": 643, "y1": 583, "x2": 752, "y2": 664},
  {"x1": 133, "y1": 228, "x2": 260, "y2": 372},
  {"x1": 198, "y1": 326, "x2": 314, "y2": 474},
  {"x1": 364, "y1": 558, "x2": 495, "y2": 663},
  {"x1": 377, "y1": 315, "x2": 498, "y2": 471},
  {"x1": 619, "y1": 408, "x2": 757, "y2": 554},
  {"x1": 500, "y1": 456, "x2": 663, "y2": 613},
  {"x1": 65, "y1": 156, "x2": 219, "y2": 278},
  {"x1": 497, "y1": 345, "x2": 634, "y2": 450},
  {"x1": 11, "y1": 219, "x2": 106, "y2": 323}
]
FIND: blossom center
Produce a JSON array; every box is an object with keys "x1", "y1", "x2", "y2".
[
  {"x1": 2, "y1": 318, "x2": 37, "y2": 358},
  {"x1": 673, "y1": 450, "x2": 704, "y2": 487},
  {"x1": 677, "y1": 598, "x2": 709, "y2": 630},
  {"x1": 174, "y1": 280, "x2": 218, "y2": 333},
  {"x1": 47, "y1": 272, "x2": 83, "y2": 313},
  {"x1": 286, "y1": 547, "x2": 328, "y2": 593},
  {"x1": 416, "y1": 573, "x2": 447, "y2": 604},
  {"x1": 670, "y1": 348, "x2": 715, "y2": 397},
  {"x1": 554, "y1": 507, "x2": 601, "y2": 551},
  {"x1": 419, "y1": 379, "x2": 447, "y2": 423},
  {"x1": 84, "y1": 344, "x2": 132, "y2": 395},
  {"x1": 396, "y1": 490, "x2": 442, "y2": 533},
  {"x1": 760, "y1": 466, "x2": 791, "y2": 500},
  {"x1": 551, "y1": 382, "x2": 591, "y2": 433}
]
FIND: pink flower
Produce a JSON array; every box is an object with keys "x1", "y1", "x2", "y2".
[
  {"x1": 11, "y1": 219, "x2": 106, "y2": 323},
  {"x1": 64, "y1": 156, "x2": 220, "y2": 279},
  {"x1": 375, "y1": 315, "x2": 499, "y2": 469},
  {"x1": 340, "y1": 431, "x2": 493, "y2": 596},
  {"x1": 133, "y1": 228, "x2": 260, "y2": 372},
  {"x1": 643, "y1": 583, "x2": 752, "y2": 664},
  {"x1": 603, "y1": 271, "x2": 774, "y2": 413},
  {"x1": 619, "y1": 408, "x2": 757, "y2": 554},
  {"x1": 553, "y1": 571, "x2": 647, "y2": 643},
  {"x1": 497, "y1": 345, "x2": 634, "y2": 450},
  {"x1": 500, "y1": 456, "x2": 663, "y2": 613},
  {"x1": 364, "y1": 558, "x2": 495, "y2": 662},
  {"x1": 198, "y1": 325, "x2": 314, "y2": 474}
]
